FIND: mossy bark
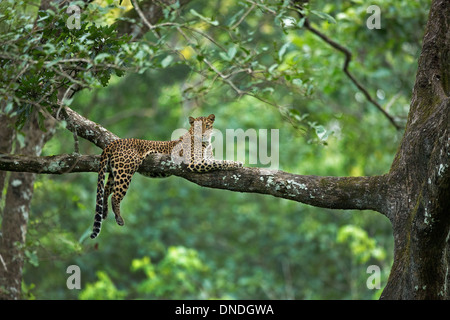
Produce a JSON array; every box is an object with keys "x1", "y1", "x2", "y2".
[
  {"x1": 0, "y1": 116, "x2": 54, "y2": 300},
  {"x1": 381, "y1": 0, "x2": 450, "y2": 299}
]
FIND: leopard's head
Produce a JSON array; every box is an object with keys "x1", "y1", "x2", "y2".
[{"x1": 188, "y1": 114, "x2": 215, "y2": 143}]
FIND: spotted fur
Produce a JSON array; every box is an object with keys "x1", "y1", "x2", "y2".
[{"x1": 90, "y1": 114, "x2": 242, "y2": 239}]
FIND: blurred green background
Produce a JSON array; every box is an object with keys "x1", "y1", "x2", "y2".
[{"x1": 18, "y1": 0, "x2": 430, "y2": 299}]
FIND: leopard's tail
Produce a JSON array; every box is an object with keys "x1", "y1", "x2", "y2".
[{"x1": 90, "y1": 151, "x2": 109, "y2": 239}]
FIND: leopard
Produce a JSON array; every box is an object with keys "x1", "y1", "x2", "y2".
[{"x1": 90, "y1": 114, "x2": 242, "y2": 239}]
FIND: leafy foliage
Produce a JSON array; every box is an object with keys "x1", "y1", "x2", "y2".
[{"x1": 1, "y1": 1, "x2": 149, "y2": 130}]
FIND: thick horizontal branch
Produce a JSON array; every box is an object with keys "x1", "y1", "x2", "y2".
[
  {"x1": 0, "y1": 153, "x2": 388, "y2": 214},
  {"x1": 0, "y1": 153, "x2": 99, "y2": 175}
]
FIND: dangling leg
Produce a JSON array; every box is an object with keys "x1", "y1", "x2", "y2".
[
  {"x1": 111, "y1": 194, "x2": 125, "y2": 226},
  {"x1": 102, "y1": 172, "x2": 114, "y2": 220},
  {"x1": 110, "y1": 158, "x2": 141, "y2": 227}
]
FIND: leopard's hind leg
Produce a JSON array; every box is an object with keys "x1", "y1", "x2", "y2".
[{"x1": 110, "y1": 152, "x2": 142, "y2": 227}]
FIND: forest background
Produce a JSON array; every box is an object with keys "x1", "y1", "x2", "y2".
[{"x1": 0, "y1": 0, "x2": 431, "y2": 299}]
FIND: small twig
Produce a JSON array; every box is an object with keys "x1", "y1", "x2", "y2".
[
  {"x1": 0, "y1": 254, "x2": 7, "y2": 272},
  {"x1": 131, "y1": 0, "x2": 162, "y2": 39},
  {"x1": 181, "y1": 26, "x2": 228, "y2": 52},
  {"x1": 231, "y1": 2, "x2": 256, "y2": 30},
  {"x1": 7, "y1": 62, "x2": 29, "y2": 91},
  {"x1": 73, "y1": 130, "x2": 80, "y2": 155},
  {"x1": 385, "y1": 91, "x2": 402, "y2": 113},
  {"x1": 202, "y1": 58, "x2": 245, "y2": 96},
  {"x1": 55, "y1": 84, "x2": 77, "y2": 120},
  {"x1": 244, "y1": 0, "x2": 277, "y2": 15},
  {"x1": 176, "y1": 26, "x2": 245, "y2": 96},
  {"x1": 15, "y1": 97, "x2": 55, "y2": 121},
  {"x1": 54, "y1": 65, "x2": 85, "y2": 87}
]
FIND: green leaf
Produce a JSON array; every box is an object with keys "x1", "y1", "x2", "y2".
[
  {"x1": 4, "y1": 101, "x2": 13, "y2": 114},
  {"x1": 94, "y1": 53, "x2": 111, "y2": 63},
  {"x1": 313, "y1": 125, "x2": 333, "y2": 142},
  {"x1": 311, "y1": 10, "x2": 336, "y2": 24},
  {"x1": 278, "y1": 42, "x2": 290, "y2": 61},
  {"x1": 45, "y1": 58, "x2": 61, "y2": 67},
  {"x1": 25, "y1": 249, "x2": 39, "y2": 267},
  {"x1": 227, "y1": 46, "x2": 237, "y2": 60},
  {"x1": 292, "y1": 78, "x2": 303, "y2": 86},
  {"x1": 16, "y1": 133, "x2": 25, "y2": 148},
  {"x1": 297, "y1": 17, "x2": 306, "y2": 28},
  {"x1": 161, "y1": 55, "x2": 174, "y2": 68},
  {"x1": 190, "y1": 9, "x2": 219, "y2": 26},
  {"x1": 62, "y1": 96, "x2": 74, "y2": 106},
  {"x1": 268, "y1": 63, "x2": 278, "y2": 74}
]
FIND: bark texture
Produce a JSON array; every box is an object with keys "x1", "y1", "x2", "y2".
[
  {"x1": 381, "y1": 0, "x2": 450, "y2": 299},
  {"x1": 0, "y1": 117, "x2": 54, "y2": 300}
]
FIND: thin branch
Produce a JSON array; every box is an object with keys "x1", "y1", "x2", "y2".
[
  {"x1": 176, "y1": 26, "x2": 245, "y2": 96},
  {"x1": 130, "y1": 0, "x2": 162, "y2": 39},
  {"x1": 181, "y1": 25, "x2": 228, "y2": 52},
  {"x1": 231, "y1": 2, "x2": 256, "y2": 30},
  {"x1": 0, "y1": 254, "x2": 7, "y2": 272},
  {"x1": 116, "y1": 0, "x2": 192, "y2": 38},
  {"x1": 303, "y1": 20, "x2": 402, "y2": 130},
  {"x1": 244, "y1": 0, "x2": 277, "y2": 15}
]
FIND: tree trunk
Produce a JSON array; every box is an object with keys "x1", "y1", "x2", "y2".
[
  {"x1": 0, "y1": 116, "x2": 54, "y2": 300},
  {"x1": 380, "y1": 0, "x2": 450, "y2": 299},
  {"x1": 0, "y1": 112, "x2": 16, "y2": 299}
]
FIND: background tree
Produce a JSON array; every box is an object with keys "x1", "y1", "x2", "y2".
[{"x1": 0, "y1": 0, "x2": 448, "y2": 300}]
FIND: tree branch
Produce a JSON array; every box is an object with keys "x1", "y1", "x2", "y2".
[
  {"x1": 0, "y1": 153, "x2": 389, "y2": 214},
  {"x1": 51, "y1": 106, "x2": 119, "y2": 149},
  {"x1": 115, "y1": 0, "x2": 192, "y2": 38}
]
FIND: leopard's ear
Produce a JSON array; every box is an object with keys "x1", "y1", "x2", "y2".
[
  {"x1": 207, "y1": 114, "x2": 215, "y2": 122},
  {"x1": 189, "y1": 116, "x2": 195, "y2": 125}
]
